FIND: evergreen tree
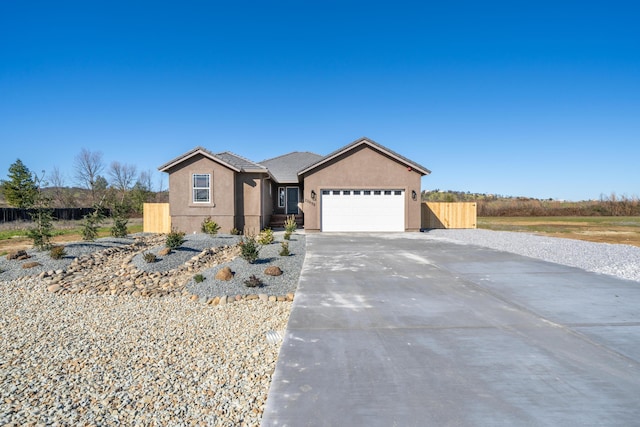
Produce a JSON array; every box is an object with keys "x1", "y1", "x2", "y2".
[{"x1": 1, "y1": 159, "x2": 37, "y2": 208}]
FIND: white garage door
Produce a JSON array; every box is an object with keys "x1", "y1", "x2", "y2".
[{"x1": 321, "y1": 189, "x2": 405, "y2": 232}]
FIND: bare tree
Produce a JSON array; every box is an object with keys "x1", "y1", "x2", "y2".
[
  {"x1": 109, "y1": 161, "x2": 137, "y2": 202},
  {"x1": 74, "y1": 148, "x2": 105, "y2": 204}
]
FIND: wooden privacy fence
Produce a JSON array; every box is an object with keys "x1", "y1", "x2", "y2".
[
  {"x1": 143, "y1": 203, "x2": 171, "y2": 233},
  {"x1": 421, "y1": 202, "x2": 477, "y2": 229}
]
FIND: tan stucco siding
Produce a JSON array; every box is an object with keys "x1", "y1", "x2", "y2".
[
  {"x1": 301, "y1": 145, "x2": 423, "y2": 232},
  {"x1": 165, "y1": 154, "x2": 236, "y2": 233},
  {"x1": 235, "y1": 173, "x2": 264, "y2": 234}
]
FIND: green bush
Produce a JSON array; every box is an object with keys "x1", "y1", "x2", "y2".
[
  {"x1": 81, "y1": 204, "x2": 105, "y2": 242},
  {"x1": 284, "y1": 231, "x2": 291, "y2": 241},
  {"x1": 143, "y1": 252, "x2": 157, "y2": 263},
  {"x1": 49, "y1": 245, "x2": 66, "y2": 260},
  {"x1": 110, "y1": 204, "x2": 129, "y2": 238},
  {"x1": 279, "y1": 241, "x2": 290, "y2": 256},
  {"x1": 230, "y1": 227, "x2": 242, "y2": 235},
  {"x1": 201, "y1": 217, "x2": 221, "y2": 235},
  {"x1": 166, "y1": 228, "x2": 186, "y2": 250},
  {"x1": 193, "y1": 273, "x2": 205, "y2": 283},
  {"x1": 239, "y1": 235, "x2": 260, "y2": 263},
  {"x1": 257, "y1": 228, "x2": 274, "y2": 245},
  {"x1": 284, "y1": 215, "x2": 297, "y2": 233}
]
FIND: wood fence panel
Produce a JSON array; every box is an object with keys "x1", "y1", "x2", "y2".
[
  {"x1": 143, "y1": 203, "x2": 171, "y2": 233},
  {"x1": 422, "y1": 202, "x2": 477, "y2": 229}
]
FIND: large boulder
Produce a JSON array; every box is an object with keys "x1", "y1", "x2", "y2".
[
  {"x1": 264, "y1": 266, "x2": 283, "y2": 276},
  {"x1": 215, "y1": 266, "x2": 234, "y2": 281}
]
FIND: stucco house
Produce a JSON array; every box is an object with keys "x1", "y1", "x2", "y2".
[{"x1": 158, "y1": 137, "x2": 430, "y2": 233}]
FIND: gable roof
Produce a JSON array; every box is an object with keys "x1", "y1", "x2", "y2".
[
  {"x1": 260, "y1": 151, "x2": 324, "y2": 184},
  {"x1": 158, "y1": 146, "x2": 267, "y2": 173},
  {"x1": 298, "y1": 137, "x2": 431, "y2": 176}
]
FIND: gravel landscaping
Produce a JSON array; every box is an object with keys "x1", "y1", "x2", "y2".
[
  {"x1": 421, "y1": 228, "x2": 640, "y2": 283},
  {"x1": 0, "y1": 231, "x2": 303, "y2": 426}
]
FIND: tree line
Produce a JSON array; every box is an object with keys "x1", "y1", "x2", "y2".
[
  {"x1": 0, "y1": 148, "x2": 166, "y2": 213},
  {"x1": 0, "y1": 149, "x2": 166, "y2": 250}
]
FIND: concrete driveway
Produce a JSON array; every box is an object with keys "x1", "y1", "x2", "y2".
[{"x1": 261, "y1": 233, "x2": 640, "y2": 426}]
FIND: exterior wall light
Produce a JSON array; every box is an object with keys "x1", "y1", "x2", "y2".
[
  {"x1": 411, "y1": 190, "x2": 417, "y2": 201},
  {"x1": 311, "y1": 190, "x2": 317, "y2": 201}
]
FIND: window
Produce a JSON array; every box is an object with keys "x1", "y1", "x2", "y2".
[
  {"x1": 322, "y1": 190, "x2": 330, "y2": 195},
  {"x1": 343, "y1": 190, "x2": 351, "y2": 195},
  {"x1": 332, "y1": 190, "x2": 341, "y2": 195},
  {"x1": 374, "y1": 190, "x2": 381, "y2": 195},
  {"x1": 353, "y1": 190, "x2": 361, "y2": 195},
  {"x1": 278, "y1": 187, "x2": 285, "y2": 208},
  {"x1": 363, "y1": 190, "x2": 371, "y2": 195},
  {"x1": 193, "y1": 174, "x2": 210, "y2": 203},
  {"x1": 384, "y1": 190, "x2": 392, "y2": 195},
  {"x1": 394, "y1": 190, "x2": 402, "y2": 195}
]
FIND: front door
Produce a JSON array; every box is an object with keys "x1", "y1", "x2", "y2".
[{"x1": 286, "y1": 187, "x2": 299, "y2": 214}]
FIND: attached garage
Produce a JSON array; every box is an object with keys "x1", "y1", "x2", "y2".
[{"x1": 321, "y1": 189, "x2": 405, "y2": 232}]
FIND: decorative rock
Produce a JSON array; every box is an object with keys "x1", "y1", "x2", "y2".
[
  {"x1": 218, "y1": 295, "x2": 227, "y2": 305},
  {"x1": 22, "y1": 261, "x2": 41, "y2": 269},
  {"x1": 215, "y1": 266, "x2": 234, "y2": 281},
  {"x1": 264, "y1": 266, "x2": 283, "y2": 276},
  {"x1": 286, "y1": 292, "x2": 295, "y2": 301},
  {"x1": 258, "y1": 294, "x2": 269, "y2": 302},
  {"x1": 47, "y1": 284, "x2": 61, "y2": 293},
  {"x1": 6, "y1": 250, "x2": 29, "y2": 260},
  {"x1": 158, "y1": 248, "x2": 171, "y2": 256}
]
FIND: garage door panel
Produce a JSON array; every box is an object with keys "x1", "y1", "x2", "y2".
[{"x1": 321, "y1": 190, "x2": 404, "y2": 232}]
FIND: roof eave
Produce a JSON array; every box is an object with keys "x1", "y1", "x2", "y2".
[
  {"x1": 158, "y1": 147, "x2": 241, "y2": 173},
  {"x1": 298, "y1": 137, "x2": 431, "y2": 176}
]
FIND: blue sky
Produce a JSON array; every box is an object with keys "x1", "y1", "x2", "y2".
[{"x1": 1, "y1": 1, "x2": 638, "y2": 201}]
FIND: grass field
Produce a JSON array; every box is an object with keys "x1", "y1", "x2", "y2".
[
  {"x1": 478, "y1": 216, "x2": 640, "y2": 247},
  {"x1": 0, "y1": 218, "x2": 143, "y2": 255}
]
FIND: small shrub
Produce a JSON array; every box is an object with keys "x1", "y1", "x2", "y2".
[
  {"x1": 238, "y1": 235, "x2": 260, "y2": 263},
  {"x1": 81, "y1": 204, "x2": 106, "y2": 242},
  {"x1": 284, "y1": 215, "x2": 297, "y2": 233},
  {"x1": 244, "y1": 274, "x2": 263, "y2": 288},
  {"x1": 257, "y1": 228, "x2": 274, "y2": 245},
  {"x1": 230, "y1": 227, "x2": 242, "y2": 235},
  {"x1": 143, "y1": 252, "x2": 158, "y2": 263},
  {"x1": 201, "y1": 217, "x2": 221, "y2": 235},
  {"x1": 279, "y1": 241, "x2": 290, "y2": 256},
  {"x1": 49, "y1": 245, "x2": 66, "y2": 260},
  {"x1": 166, "y1": 228, "x2": 186, "y2": 250},
  {"x1": 193, "y1": 273, "x2": 205, "y2": 283},
  {"x1": 284, "y1": 231, "x2": 291, "y2": 240}
]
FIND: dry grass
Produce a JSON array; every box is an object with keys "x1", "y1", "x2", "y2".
[{"x1": 478, "y1": 216, "x2": 640, "y2": 247}]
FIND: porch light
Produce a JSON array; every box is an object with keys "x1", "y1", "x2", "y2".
[
  {"x1": 311, "y1": 190, "x2": 317, "y2": 201},
  {"x1": 412, "y1": 190, "x2": 417, "y2": 200}
]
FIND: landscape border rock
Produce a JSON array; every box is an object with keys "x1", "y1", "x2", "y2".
[{"x1": 37, "y1": 235, "x2": 295, "y2": 303}]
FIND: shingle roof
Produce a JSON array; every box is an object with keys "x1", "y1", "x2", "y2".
[
  {"x1": 216, "y1": 151, "x2": 268, "y2": 173},
  {"x1": 260, "y1": 151, "x2": 324, "y2": 184},
  {"x1": 298, "y1": 137, "x2": 431, "y2": 176},
  {"x1": 158, "y1": 147, "x2": 267, "y2": 173}
]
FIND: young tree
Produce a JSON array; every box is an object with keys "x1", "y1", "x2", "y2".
[
  {"x1": 1, "y1": 159, "x2": 37, "y2": 208},
  {"x1": 26, "y1": 172, "x2": 55, "y2": 250},
  {"x1": 74, "y1": 148, "x2": 105, "y2": 204}
]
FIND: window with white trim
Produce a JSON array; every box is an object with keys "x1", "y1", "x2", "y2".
[
  {"x1": 193, "y1": 174, "x2": 210, "y2": 203},
  {"x1": 278, "y1": 187, "x2": 285, "y2": 208}
]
